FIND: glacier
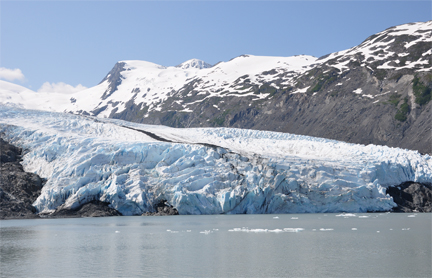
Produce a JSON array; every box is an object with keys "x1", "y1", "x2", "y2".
[{"x1": 1, "y1": 105, "x2": 431, "y2": 215}]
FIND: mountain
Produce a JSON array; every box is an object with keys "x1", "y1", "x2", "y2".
[
  {"x1": 176, "y1": 58, "x2": 213, "y2": 69},
  {"x1": 1, "y1": 21, "x2": 431, "y2": 154},
  {"x1": 60, "y1": 54, "x2": 317, "y2": 120},
  {"x1": 0, "y1": 80, "x2": 73, "y2": 111},
  {"x1": 1, "y1": 106, "x2": 431, "y2": 216}
]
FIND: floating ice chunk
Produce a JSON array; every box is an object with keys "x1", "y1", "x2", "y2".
[
  {"x1": 200, "y1": 230, "x2": 212, "y2": 234},
  {"x1": 336, "y1": 213, "x2": 357, "y2": 217},
  {"x1": 407, "y1": 214, "x2": 416, "y2": 218},
  {"x1": 228, "y1": 227, "x2": 305, "y2": 233},
  {"x1": 273, "y1": 216, "x2": 279, "y2": 219},
  {"x1": 115, "y1": 231, "x2": 120, "y2": 233},
  {"x1": 319, "y1": 228, "x2": 334, "y2": 231},
  {"x1": 268, "y1": 229, "x2": 284, "y2": 233},
  {"x1": 351, "y1": 228, "x2": 358, "y2": 230},
  {"x1": 250, "y1": 229, "x2": 268, "y2": 233},
  {"x1": 283, "y1": 228, "x2": 304, "y2": 233},
  {"x1": 291, "y1": 217, "x2": 298, "y2": 220},
  {"x1": 358, "y1": 216, "x2": 370, "y2": 218}
]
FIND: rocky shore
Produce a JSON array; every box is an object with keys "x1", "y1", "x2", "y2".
[{"x1": 386, "y1": 181, "x2": 432, "y2": 212}]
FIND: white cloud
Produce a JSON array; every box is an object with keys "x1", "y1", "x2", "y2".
[
  {"x1": 0, "y1": 67, "x2": 25, "y2": 81},
  {"x1": 38, "y1": 82, "x2": 87, "y2": 94}
]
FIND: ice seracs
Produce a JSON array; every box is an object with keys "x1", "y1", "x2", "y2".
[{"x1": 1, "y1": 105, "x2": 431, "y2": 216}]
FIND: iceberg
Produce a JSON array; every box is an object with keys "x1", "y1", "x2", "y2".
[{"x1": 0, "y1": 105, "x2": 431, "y2": 215}]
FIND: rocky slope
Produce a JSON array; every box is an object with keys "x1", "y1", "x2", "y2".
[
  {"x1": 386, "y1": 182, "x2": 432, "y2": 212},
  {"x1": 0, "y1": 138, "x2": 44, "y2": 219}
]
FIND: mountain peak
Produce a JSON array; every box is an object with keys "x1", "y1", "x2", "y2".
[{"x1": 176, "y1": 59, "x2": 212, "y2": 70}]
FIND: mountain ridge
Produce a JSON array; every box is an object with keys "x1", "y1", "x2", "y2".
[{"x1": 1, "y1": 20, "x2": 431, "y2": 154}]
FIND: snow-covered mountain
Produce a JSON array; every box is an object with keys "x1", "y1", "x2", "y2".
[
  {"x1": 318, "y1": 20, "x2": 432, "y2": 73},
  {"x1": 1, "y1": 105, "x2": 431, "y2": 215},
  {"x1": 176, "y1": 58, "x2": 213, "y2": 70},
  {"x1": 2, "y1": 55, "x2": 315, "y2": 114},
  {"x1": 1, "y1": 21, "x2": 431, "y2": 153},
  {"x1": 58, "y1": 54, "x2": 317, "y2": 119},
  {"x1": 0, "y1": 81, "x2": 67, "y2": 111}
]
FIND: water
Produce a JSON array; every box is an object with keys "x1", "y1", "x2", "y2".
[{"x1": 1, "y1": 213, "x2": 431, "y2": 278}]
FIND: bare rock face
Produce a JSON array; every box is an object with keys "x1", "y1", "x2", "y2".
[
  {"x1": 48, "y1": 200, "x2": 122, "y2": 218},
  {"x1": 0, "y1": 138, "x2": 44, "y2": 219},
  {"x1": 387, "y1": 182, "x2": 432, "y2": 212},
  {"x1": 142, "y1": 200, "x2": 179, "y2": 216}
]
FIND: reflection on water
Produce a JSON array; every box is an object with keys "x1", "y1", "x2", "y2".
[
  {"x1": 1, "y1": 213, "x2": 431, "y2": 278},
  {"x1": 1, "y1": 228, "x2": 38, "y2": 267}
]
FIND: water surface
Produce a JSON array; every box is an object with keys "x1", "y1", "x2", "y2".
[{"x1": 1, "y1": 213, "x2": 431, "y2": 277}]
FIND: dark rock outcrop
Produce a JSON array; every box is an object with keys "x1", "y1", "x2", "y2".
[
  {"x1": 47, "y1": 200, "x2": 122, "y2": 218},
  {"x1": 142, "y1": 200, "x2": 179, "y2": 216},
  {"x1": 387, "y1": 182, "x2": 432, "y2": 212},
  {"x1": 0, "y1": 138, "x2": 44, "y2": 219},
  {"x1": 99, "y1": 62, "x2": 126, "y2": 100}
]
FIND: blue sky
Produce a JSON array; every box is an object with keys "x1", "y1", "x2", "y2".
[{"x1": 1, "y1": 0, "x2": 431, "y2": 92}]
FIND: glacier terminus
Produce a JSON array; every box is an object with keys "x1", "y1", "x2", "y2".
[{"x1": 1, "y1": 105, "x2": 431, "y2": 216}]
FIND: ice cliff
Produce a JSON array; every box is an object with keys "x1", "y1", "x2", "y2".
[{"x1": 1, "y1": 105, "x2": 431, "y2": 215}]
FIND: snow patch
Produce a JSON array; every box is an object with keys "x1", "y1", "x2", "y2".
[
  {"x1": 291, "y1": 86, "x2": 310, "y2": 94},
  {"x1": 353, "y1": 88, "x2": 363, "y2": 95}
]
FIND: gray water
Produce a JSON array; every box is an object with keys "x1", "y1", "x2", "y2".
[{"x1": 1, "y1": 213, "x2": 431, "y2": 278}]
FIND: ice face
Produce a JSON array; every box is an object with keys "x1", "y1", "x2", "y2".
[{"x1": 1, "y1": 105, "x2": 431, "y2": 215}]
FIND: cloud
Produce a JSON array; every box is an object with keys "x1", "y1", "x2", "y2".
[
  {"x1": 0, "y1": 67, "x2": 25, "y2": 81},
  {"x1": 38, "y1": 82, "x2": 87, "y2": 94}
]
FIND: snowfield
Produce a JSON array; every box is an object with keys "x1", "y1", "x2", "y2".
[{"x1": 1, "y1": 105, "x2": 431, "y2": 215}]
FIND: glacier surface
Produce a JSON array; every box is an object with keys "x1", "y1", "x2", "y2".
[{"x1": 1, "y1": 105, "x2": 431, "y2": 215}]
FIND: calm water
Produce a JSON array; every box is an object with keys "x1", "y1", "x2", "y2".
[{"x1": 1, "y1": 213, "x2": 431, "y2": 278}]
